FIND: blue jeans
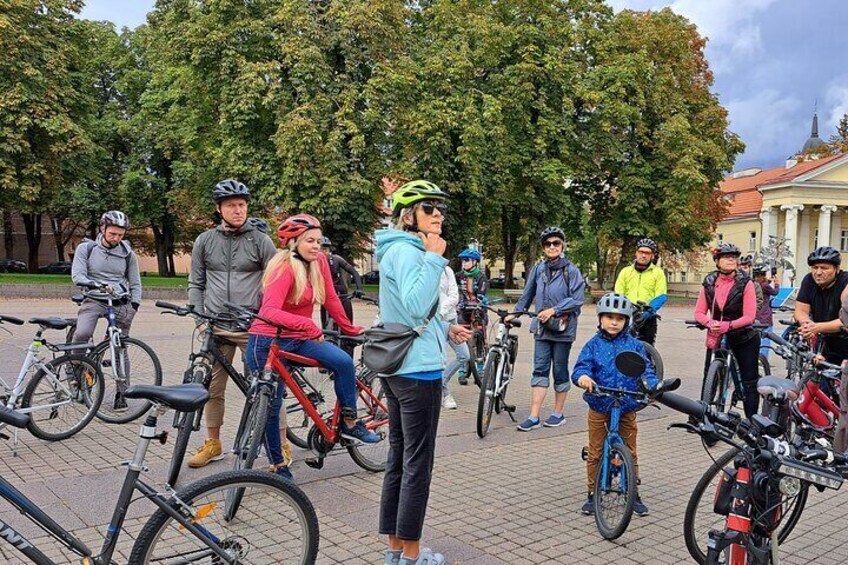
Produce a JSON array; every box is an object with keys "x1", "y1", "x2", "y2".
[
  {"x1": 759, "y1": 325, "x2": 773, "y2": 358},
  {"x1": 442, "y1": 338, "x2": 470, "y2": 395},
  {"x1": 530, "y1": 340, "x2": 572, "y2": 393},
  {"x1": 246, "y1": 334, "x2": 358, "y2": 466}
]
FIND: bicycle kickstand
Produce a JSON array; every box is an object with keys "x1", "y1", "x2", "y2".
[{"x1": 502, "y1": 403, "x2": 517, "y2": 421}]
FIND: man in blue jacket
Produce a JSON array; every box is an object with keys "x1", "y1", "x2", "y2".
[{"x1": 509, "y1": 226, "x2": 585, "y2": 431}]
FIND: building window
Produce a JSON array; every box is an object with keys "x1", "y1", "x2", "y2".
[
  {"x1": 748, "y1": 231, "x2": 757, "y2": 252},
  {"x1": 841, "y1": 230, "x2": 848, "y2": 252},
  {"x1": 716, "y1": 233, "x2": 723, "y2": 245},
  {"x1": 680, "y1": 271, "x2": 687, "y2": 283}
]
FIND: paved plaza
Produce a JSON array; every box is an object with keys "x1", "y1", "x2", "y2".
[{"x1": 0, "y1": 297, "x2": 845, "y2": 564}]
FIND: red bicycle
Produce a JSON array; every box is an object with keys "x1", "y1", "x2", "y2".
[{"x1": 225, "y1": 303, "x2": 390, "y2": 475}]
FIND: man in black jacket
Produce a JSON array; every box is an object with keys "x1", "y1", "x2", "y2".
[{"x1": 320, "y1": 237, "x2": 364, "y2": 329}]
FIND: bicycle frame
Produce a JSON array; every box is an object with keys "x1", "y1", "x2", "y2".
[
  {"x1": 598, "y1": 401, "x2": 629, "y2": 497},
  {"x1": 0, "y1": 409, "x2": 235, "y2": 565}
]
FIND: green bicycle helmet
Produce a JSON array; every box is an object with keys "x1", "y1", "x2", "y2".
[{"x1": 391, "y1": 180, "x2": 447, "y2": 217}]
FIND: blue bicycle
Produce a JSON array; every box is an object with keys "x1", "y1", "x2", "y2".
[{"x1": 582, "y1": 384, "x2": 650, "y2": 539}]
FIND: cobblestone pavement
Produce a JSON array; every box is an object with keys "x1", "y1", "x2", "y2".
[{"x1": 0, "y1": 298, "x2": 845, "y2": 564}]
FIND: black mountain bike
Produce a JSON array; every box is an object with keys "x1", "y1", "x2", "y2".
[{"x1": 0, "y1": 384, "x2": 319, "y2": 564}]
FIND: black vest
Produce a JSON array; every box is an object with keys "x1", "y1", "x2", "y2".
[{"x1": 702, "y1": 270, "x2": 756, "y2": 343}]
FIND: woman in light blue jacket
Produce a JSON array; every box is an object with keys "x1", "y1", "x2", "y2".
[{"x1": 375, "y1": 181, "x2": 470, "y2": 565}]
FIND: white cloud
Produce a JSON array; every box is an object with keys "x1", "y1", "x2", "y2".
[
  {"x1": 726, "y1": 89, "x2": 806, "y2": 167},
  {"x1": 825, "y1": 81, "x2": 848, "y2": 134}
]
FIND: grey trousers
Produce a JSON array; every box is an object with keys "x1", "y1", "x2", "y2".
[{"x1": 72, "y1": 299, "x2": 136, "y2": 344}]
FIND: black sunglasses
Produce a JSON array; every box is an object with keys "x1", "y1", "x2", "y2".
[
  {"x1": 543, "y1": 240, "x2": 563, "y2": 248},
  {"x1": 420, "y1": 201, "x2": 447, "y2": 216}
]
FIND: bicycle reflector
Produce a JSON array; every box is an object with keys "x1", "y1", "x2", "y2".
[{"x1": 777, "y1": 459, "x2": 843, "y2": 490}]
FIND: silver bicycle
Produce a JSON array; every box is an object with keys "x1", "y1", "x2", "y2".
[{"x1": 0, "y1": 314, "x2": 104, "y2": 453}]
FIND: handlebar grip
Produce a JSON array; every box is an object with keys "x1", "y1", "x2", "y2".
[
  {"x1": 654, "y1": 391, "x2": 708, "y2": 419},
  {"x1": 155, "y1": 301, "x2": 181, "y2": 311},
  {"x1": 0, "y1": 315, "x2": 25, "y2": 325}
]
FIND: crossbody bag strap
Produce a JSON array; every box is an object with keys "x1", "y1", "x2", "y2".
[{"x1": 413, "y1": 299, "x2": 441, "y2": 335}]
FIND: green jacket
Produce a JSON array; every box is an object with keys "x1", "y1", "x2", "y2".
[{"x1": 614, "y1": 263, "x2": 667, "y2": 305}]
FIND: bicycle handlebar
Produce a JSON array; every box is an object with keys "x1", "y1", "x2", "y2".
[
  {"x1": 589, "y1": 384, "x2": 649, "y2": 402},
  {"x1": 765, "y1": 330, "x2": 844, "y2": 371},
  {"x1": 0, "y1": 315, "x2": 25, "y2": 326}
]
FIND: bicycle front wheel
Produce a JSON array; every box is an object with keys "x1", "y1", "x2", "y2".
[
  {"x1": 167, "y1": 410, "x2": 196, "y2": 487},
  {"x1": 347, "y1": 372, "x2": 390, "y2": 472},
  {"x1": 22, "y1": 355, "x2": 104, "y2": 441},
  {"x1": 683, "y1": 447, "x2": 808, "y2": 564},
  {"x1": 92, "y1": 337, "x2": 163, "y2": 424},
  {"x1": 129, "y1": 470, "x2": 319, "y2": 565},
  {"x1": 225, "y1": 390, "x2": 271, "y2": 518},
  {"x1": 593, "y1": 441, "x2": 636, "y2": 540},
  {"x1": 476, "y1": 351, "x2": 499, "y2": 438}
]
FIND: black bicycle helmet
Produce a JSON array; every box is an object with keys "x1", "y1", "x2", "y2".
[
  {"x1": 100, "y1": 210, "x2": 130, "y2": 229},
  {"x1": 635, "y1": 238, "x2": 658, "y2": 255},
  {"x1": 246, "y1": 217, "x2": 268, "y2": 234},
  {"x1": 540, "y1": 226, "x2": 565, "y2": 244},
  {"x1": 320, "y1": 236, "x2": 332, "y2": 248},
  {"x1": 739, "y1": 254, "x2": 753, "y2": 266},
  {"x1": 712, "y1": 242, "x2": 741, "y2": 261},
  {"x1": 752, "y1": 262, "x2": 769, "y2": 275},
  {"x1": 213, "y1": 179, "x2": 250, "y2": 203},
  {"x1": 807, "y1": 246, "x2": 841, "y2": 267}
]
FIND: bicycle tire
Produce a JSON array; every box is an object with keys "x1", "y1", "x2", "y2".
[
  {"x1": 641, "y1": 341, "x2": 664, "y2": 380},
  {"x1": 22, "y1": 354, "x2": 104, "y2": 441},
  {"x1": 233, "y1": 390, "x2": 269, "y2": 473},
  {"x1": 758, "y1": 354, "x2": 771, "y2": 379},
  {"x1": 476, "y1": 351, "x2": 499, "y2": 438},
  {"x1": 701, "y1": 359, "x2": 728, "y2": 447},
  {"x1": 286, "y1": 367, "x2": 336, "y2": 450},
  {"x1": 683, "y1": 447, "x2": 809, "y2": 564},
  {"x1": 128, "y1": 470, "x2": 319, "y2": 565},
  {"x1": 593, "y1": 441, "x2": 636, "y2": 540},
  {"x1": 347, "y1": 374, "x2": 390, "y2": 472},
  {"x1": 465, "y1": 338, "x2": 481, "y2": 388},
  {"x1": 91, "y1": 337, "x2": 163, "y2": 424},
  {"x1": 167, "y1": 410, "x2": 195, "y2": 487}
]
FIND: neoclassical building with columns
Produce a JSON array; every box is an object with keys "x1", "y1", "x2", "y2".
[{"x1": 669, "y1": 146, "x2": 848, "y2": 291}]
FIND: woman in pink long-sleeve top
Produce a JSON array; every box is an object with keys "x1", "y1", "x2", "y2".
[{"x1": 693, "y1": 242, "x2": 761, "y2": 417}]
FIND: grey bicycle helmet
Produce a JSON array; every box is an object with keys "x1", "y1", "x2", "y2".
[
  {"x1": 752, "y1": 262, "x2": 769, "y2": 275},
  {"x1": 740, "y1": 254, "x2": 753, "y2": 266},
  {"x1": 320, "y1": 236, "x2": 333, "y2": 248},
  {"x1": 712, "y1": 242, "x2": 741, "y2": 261},
  {"x1": 807, "y1": 246, "x2": 841, "y2": 267},
  {"x1": 100, "y1": 210, "x2": 129, "y2": 229},
  {"x1": 540, "y1": 226, "x2": 565, "y2": 243},
  {"x1": 635, "y1": 238, "x2": 658, "y2": 255},
  {"x1": 213, "y1": 179, "x2": 250, "y2": 203},
  {"x1": 596, "y1": 292, "x2": 634, "y2": 320},
  {"x1": 246, "y1": 217, "x2": 268, "y2": 234}
]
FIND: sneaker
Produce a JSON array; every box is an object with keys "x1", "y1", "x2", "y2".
[
  {"x1": 385, "y1": 550, "x2": 402, "y2": 565},
  {"x1": 543, "y1": 413, "x2": 566, "y2": 427},
  {"x1": 340, "y1": 421, "x2": 381, "y2": 444},
  {"x1": 270, "y1": 462, "x2": 293, "y2": 481},
  {"x1": 457, "y1": 373, "x2": 468, "y2": 386},
  {"x1": 516, "y1": 417, "x2": 541, "y2": 432},
  {"x1": 399, "y1": 548, "x2": 445, "y2": 565},
  {"x1": 187, "y1": 439, "x2": 224, "y2": 468},
  {"x1": 581, "y1": 494, "x2": 594, "y2": 515},
  {"x1": 442, "y1": 393, "x2": 457, "y2": 410},
  {"x1": 634, "y1": 497, "x2": 649, "y2": 516}
]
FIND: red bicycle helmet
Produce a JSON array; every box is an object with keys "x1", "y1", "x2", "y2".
[{"x1": 277, "y1": 214, "x2": 321, "y2": 244}]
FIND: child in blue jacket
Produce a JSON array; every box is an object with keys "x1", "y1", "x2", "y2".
[{"x1": 572, "y1": 292, "x2": 659, "y2": 516}]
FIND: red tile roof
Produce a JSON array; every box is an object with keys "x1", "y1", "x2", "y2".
[{"x1": 719, "y1": 153, "x2": 843, "y2": 219}]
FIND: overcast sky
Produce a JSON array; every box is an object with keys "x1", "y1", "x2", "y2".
[{"x1": 80, "y1": 0, "x2": 848, "y2": 171}]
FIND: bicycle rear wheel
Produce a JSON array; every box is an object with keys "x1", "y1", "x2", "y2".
[
  {"x1": 476, "y1": 351, "x2": 499, "y2": 438},
  {"x1": 129, "y1": 470, "x2": 319, "y2": 565},
  {"x1": 22, "y1": 355, "x2": 104, "y2": 441},
  {"x1": 683, "y1": 447, "x2": 808, "y2": 564},
  {"x1": 593, "y1": 441, "x2": 636, "y2": 540},
  {"x1": 347, "y1": 372, "x2": 390, "y2": 472},
  {"x1": 286, "y1": 367, "x2": 336, "y2": 449},
  {"x1": 92, "y1": 337, "x2": 163, "y2": 424},
  {"x1": 701, "y1": 359, "x2": 729, "y2": 446},
  {"x1": 641, "y1": 341, "x2": 664, "y2": 380}
]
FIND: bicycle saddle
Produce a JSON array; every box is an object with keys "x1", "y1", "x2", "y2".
[
  {"x1": 124, "y1": 384, "x2": 209, "y2": 412},
  {"x1": 71, "y1": 294, "x2": 85, "y2": 305},
  {"x1": 0, "y1": 405, "x2": 29, "y2": 429},
  {"x1": 756, "y1": 376, "x2": 800, "y2": 401},
  {"x1": 28, "y1": 317, "x2": 72, "y2": 330}
]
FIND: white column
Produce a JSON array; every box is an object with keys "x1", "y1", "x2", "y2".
[
  {"x1": 760, "y1": 207, "x2": 778, "y2": 241},
  {"x1": 831, "y1": 208, "x2": 842, "y2": 250},
  {"x1": 818, "y1": 205, "x2": 837, "y2": 248},
  {"x1": 781, "y1": 204, "x2": 804, "y2": 286}
]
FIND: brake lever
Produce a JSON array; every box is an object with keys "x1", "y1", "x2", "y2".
[{"x1": 668, "y1": 422, "x2": 700, "y2": 434}]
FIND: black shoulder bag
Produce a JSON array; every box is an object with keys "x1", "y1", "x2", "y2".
[{"x1": 362, "y1": 300, "x2": 439, "y2": 376}]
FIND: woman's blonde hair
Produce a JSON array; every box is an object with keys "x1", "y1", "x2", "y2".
[{"x1": 262, "y1": 236, "x2": 326, "y2": 305}]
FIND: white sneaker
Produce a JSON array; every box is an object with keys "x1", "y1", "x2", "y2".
[{"x1": 442, "y1": 394, "x2": 457, "y2": 410}]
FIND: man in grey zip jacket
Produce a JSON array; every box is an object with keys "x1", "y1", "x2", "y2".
[
  {"x1": 71, "y1": 211, "x2": 142, "y2": 345},
  {"x1": 185, "y1": 179, "x2": 278, "y2": 469}
]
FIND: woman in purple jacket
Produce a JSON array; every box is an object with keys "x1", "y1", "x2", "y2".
[{"x1": 753, "y1": 263, "x2": 779, "y2": 358}]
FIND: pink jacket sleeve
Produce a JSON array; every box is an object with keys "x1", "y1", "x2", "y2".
[
  {"x1": 258, "y1": 267, "x2": 321, "y2": 337},
  {"x1": 694, "y1": 287, "x2": 712, "y2": 326},
  {"x1": 318, "y1": 255, "x2": 358, "y2": 335},
  {"x1": 729, "y1": 281, "x2": 757, "y2": 329}
]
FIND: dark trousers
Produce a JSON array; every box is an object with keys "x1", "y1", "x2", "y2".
[
  {"x1": 379, "y1": 376, "x2": 442, "y2": 541},
  {"x1": 729, "y1": 335, "x2": 762, "y2": 418},
  {"x1": 636, "y1": 316, "x2": 658, "y2": 345}
]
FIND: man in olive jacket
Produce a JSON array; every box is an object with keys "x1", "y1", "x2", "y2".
[{"x1": 186, "y1": 179, "x2": 277, "y2": 468}]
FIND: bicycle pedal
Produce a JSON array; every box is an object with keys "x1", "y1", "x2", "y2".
[
  {"x1": 502, "y1": 403, "x2": 516, "y2": 413},
  {"x1": 0, "y1": 433, "x2": 9, "y2": 441},
  {"x1": 304, "y1": 457, "x2": 325, "y2": 470}
]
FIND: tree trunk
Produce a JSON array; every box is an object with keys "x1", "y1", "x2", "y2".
[
  {"x1": 2, "y1": 210, "x2": 13, "y2": 258},
  {"x1": 50, "y1": 216, "x2": 66, "y2": 262},
  {"x1": 151, "y1": 224, "x2": 168, "y2": 276},
  {"x1": 22, "y1": 213, "x2": 43, "y2": 272},
  {"x1": 501, "y1": 207, "x2": 519, "y2": 289}
]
